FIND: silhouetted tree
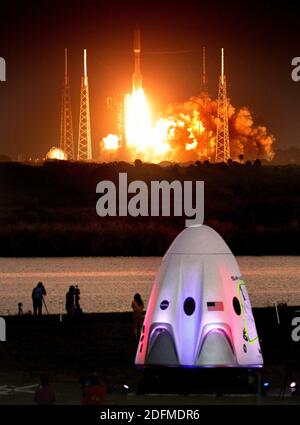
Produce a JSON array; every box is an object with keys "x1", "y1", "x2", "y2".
[
  {"x1": 134, "y1": 159, "x2": 142, "y2": 168},
  {"x1": 254, "y1": 159, "x2": 262, "y2": 167}
]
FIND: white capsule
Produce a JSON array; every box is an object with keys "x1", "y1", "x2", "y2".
[{"x1": 135, "y1": 225, "x2": 263, "y2": 368}]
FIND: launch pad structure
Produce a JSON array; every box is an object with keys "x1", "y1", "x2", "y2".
[
  {"x1": 215, "y1": 48, "x2": 230, "y2": 163},
  {"x1": 60, "y1": 48, "x2": 74, "y2": 160},
  {"x1": 59, "y1": 48, "x2": 92, "y2": 161},
  {"x1": 105, "y1": 37, "x2": 232, "y2": 164},
  {"x1": 78, "y1": 49, "x2": 92, "y2": 161},
  {"x1": 58, "y1": 33, "x2": 232, "y2": 164}
]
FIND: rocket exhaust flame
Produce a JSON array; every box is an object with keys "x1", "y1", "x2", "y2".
[{"x1": 125, "y1": 88, "x2": 152, "y2": 152}]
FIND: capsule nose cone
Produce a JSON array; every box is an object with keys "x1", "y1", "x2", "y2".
[{"x1": 197, "y1": 328, "x2": 237, "y2": 366}]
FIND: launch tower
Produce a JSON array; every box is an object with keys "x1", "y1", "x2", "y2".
[
  {"x1": 78, "y1": 49, "x2": 92, "y2": 160},
  {"x1": 60, "y1": 48, "x2": 74, "y2": 160},
  {"x1": 215, "y1": 48, "x2": 230, "y2": 163}
]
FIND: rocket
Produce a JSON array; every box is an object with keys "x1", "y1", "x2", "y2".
[
  {"x1": 135, "y1": 225, "x2": 263, "y2": 368},
  {"x1": 132, "y1": 29, "x2": 142, "y2": 91}
]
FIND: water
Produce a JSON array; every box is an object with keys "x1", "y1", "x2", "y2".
[{"x1": 0, "y1": 256, "x2": 300, "y2": 315}]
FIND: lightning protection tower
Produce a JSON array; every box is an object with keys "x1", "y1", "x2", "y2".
[
  {"x1": 78, "y1": 49, "x2": 92, "y2": 160},
  {"x1": 215, "y1": 48, "x2": 230, "y2": 163},
  {"x1": 60, "y1": 48, "x2": 74, "y2": 160}
]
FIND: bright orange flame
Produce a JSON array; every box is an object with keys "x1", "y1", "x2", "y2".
[
  {"x1": 125, "y1": 88, "x2": 152, "y2": 152},
  {"x1": 151, "y1": 118, "x2": 173, "y2": 156},
  {"x1": 124, "y1": 89, "x2": 173, "y2": 161},
  {"x1": 46, "y1": 147, "x2": 66, "y2": 160},
  {"x1": 102, "y1": 90, "x2": 207, "y2": 162},
  {"x1": 103, "y1": 134, "x2": 119, "y2": 150}
]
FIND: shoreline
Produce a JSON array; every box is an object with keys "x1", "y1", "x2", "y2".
[{"x1": 0, "y1": 304, "x2": 299, "y2": 317}]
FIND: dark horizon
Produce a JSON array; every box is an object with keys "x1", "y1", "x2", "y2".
[{"x1": 0, "y1": 0, "x2": 300, "y2": 159}]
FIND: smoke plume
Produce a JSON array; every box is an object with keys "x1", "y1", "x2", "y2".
[{"x1": 160, "y1": 94, "x2": 275, "y2": 162}]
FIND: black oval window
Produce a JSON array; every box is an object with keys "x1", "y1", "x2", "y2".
[
  {"x1": 233, "y1": 297, "x2": 241, "y2": 315},
  {"x1": 184, "y1": 297, "x2": 196, "y2": 316},
  {"x1": 160, "y1": 300, "x2": 169, "y2": 310}
]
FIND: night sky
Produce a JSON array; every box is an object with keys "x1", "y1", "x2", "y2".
[{"x1": 0, "y1": 0, "x2": 300, "y2": 159}]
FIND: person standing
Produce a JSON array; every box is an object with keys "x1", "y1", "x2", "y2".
[
  {"x1": 18, "y1": 302, "x2": 23, "y2": 316},
  {"x1": 131, "y1": 293, "x2": 144, "y2": 340},
  {"x1": 32, "y1": 282, "x2": 47, "y2": 316},
  {"x1": 74, "y1": 285, "x2": 83, "y2": 315},
  {"x1": 65, "y1": 285, "x2": 75, "y2": 315}
]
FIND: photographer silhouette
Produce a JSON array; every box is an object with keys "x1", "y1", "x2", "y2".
[{"x1": 74, "y1": 285, "x2": 83, "y2": 316}]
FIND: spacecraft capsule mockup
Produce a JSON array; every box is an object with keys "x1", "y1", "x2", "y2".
[{"x1": 135, "y1": 225, "x2": 263, "y2": 368}]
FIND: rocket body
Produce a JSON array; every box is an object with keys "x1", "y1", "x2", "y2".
[{"x1": 133, "y1": 29, "x2": 142, "y2": 91}]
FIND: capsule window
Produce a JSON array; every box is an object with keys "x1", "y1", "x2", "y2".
[
  {"x1": 160, "y1": 300, "x2": 169, "y2": 310},
  {"x1": 233, "y1": 297, "x2": 241, "y2": 315},
  {"x1": 184, "y1": 297, "x2": 196, "y2": 316}
]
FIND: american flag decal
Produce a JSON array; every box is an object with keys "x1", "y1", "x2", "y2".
[{"x1": 207, "y1": 301, "x2": 224, "y2": 311}]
